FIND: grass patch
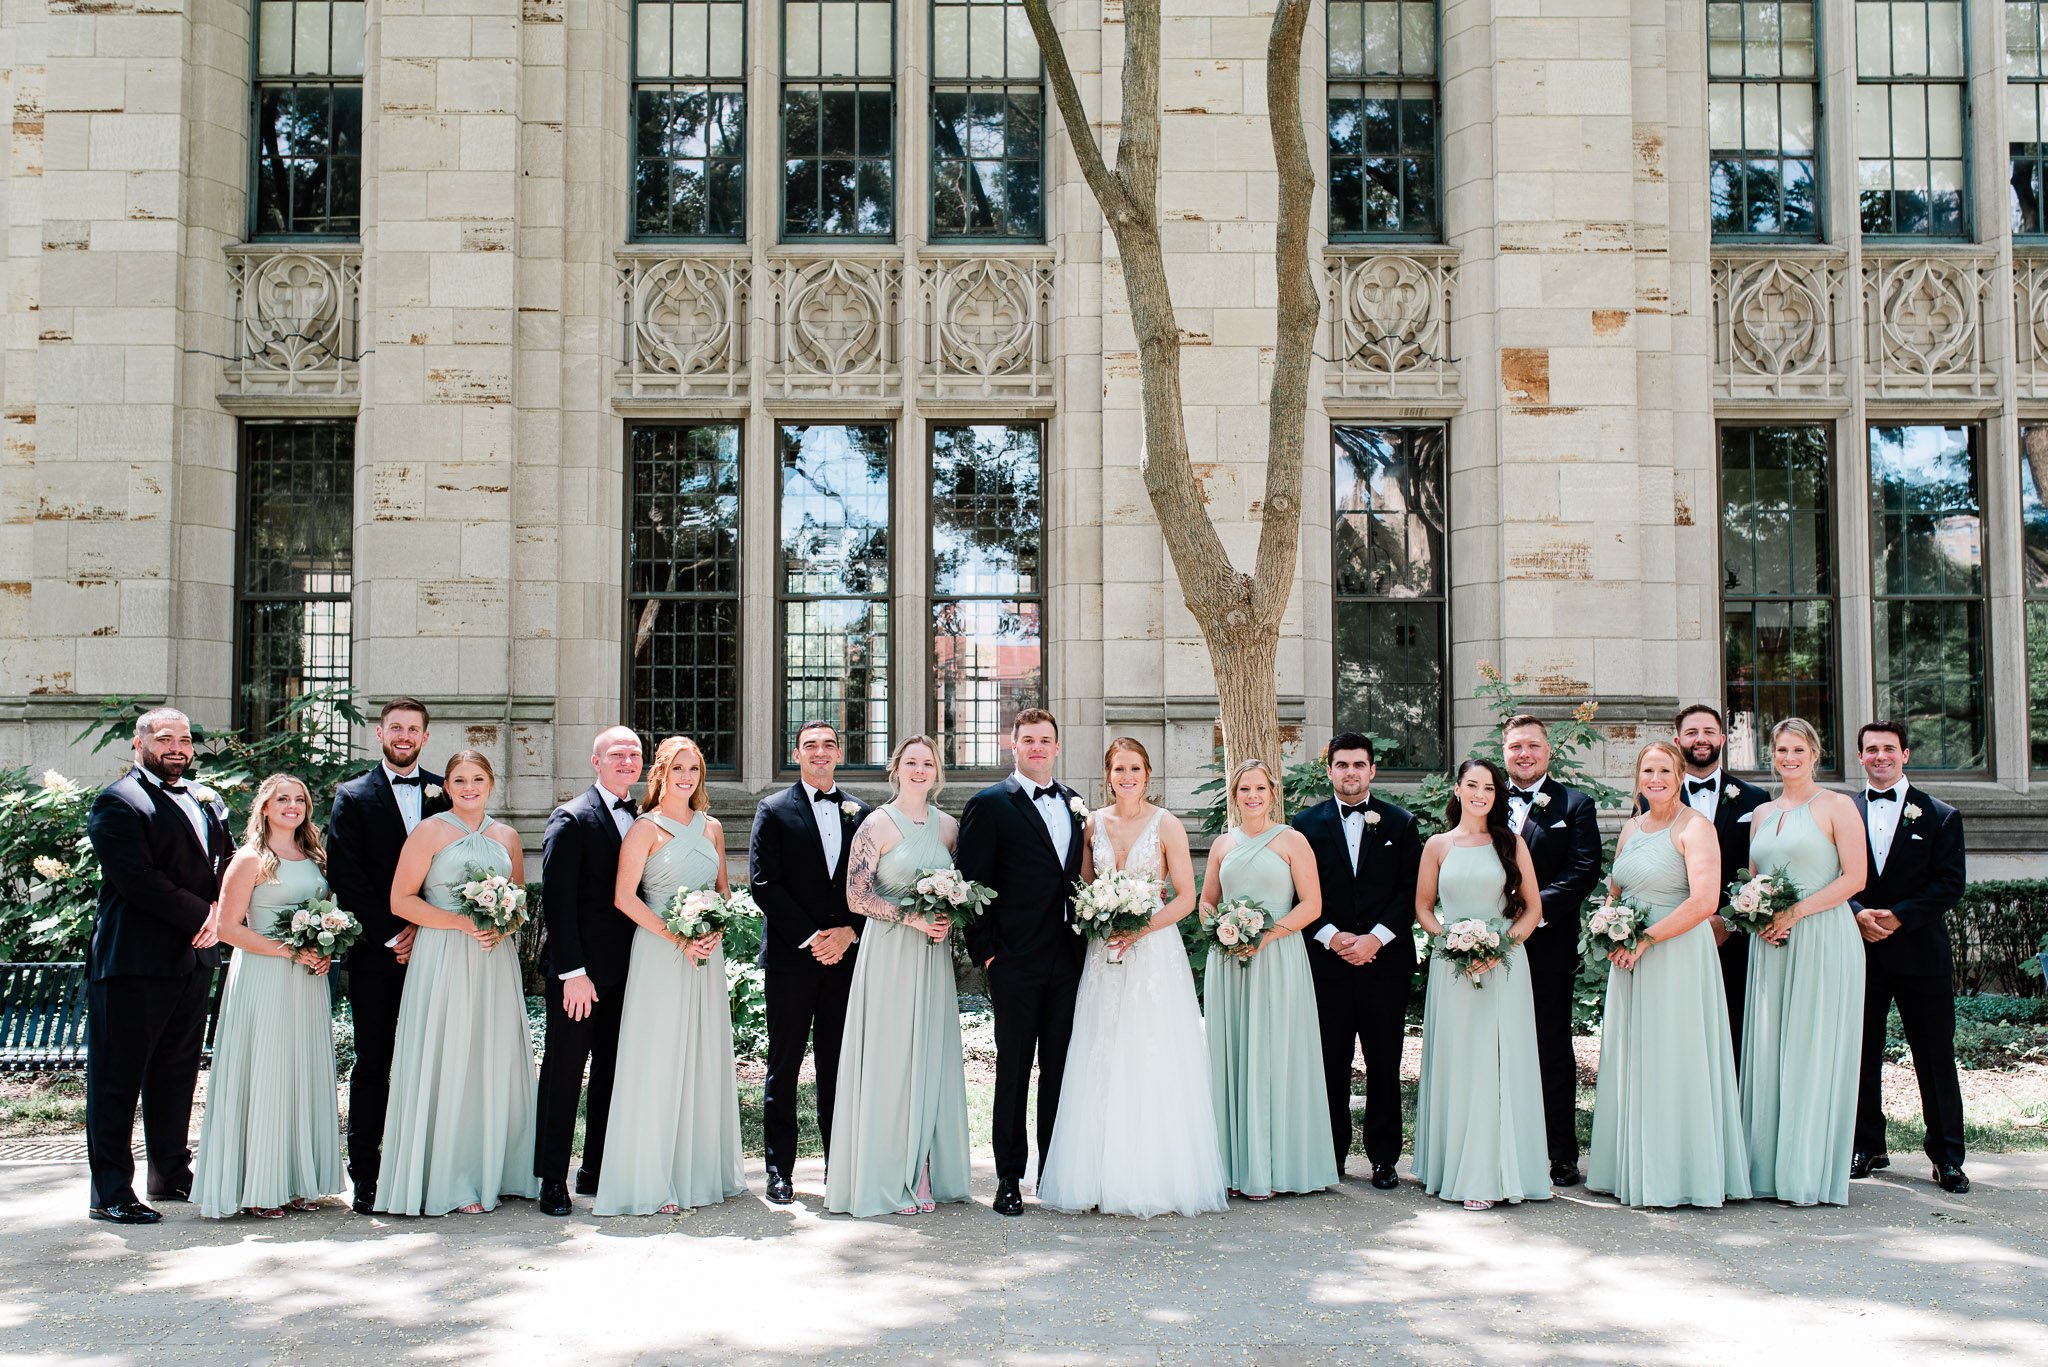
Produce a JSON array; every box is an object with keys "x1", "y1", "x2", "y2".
[{"x1": 0, "y1": 1073, "x2": 85, "y2": 1136}]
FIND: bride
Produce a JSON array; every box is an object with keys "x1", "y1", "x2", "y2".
[{"x1": 1038, "y1": 738, "x2": 1227, "y2": 1217}]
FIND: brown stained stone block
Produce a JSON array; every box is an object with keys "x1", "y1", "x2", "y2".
[
  {"x1": 0, "y1": 582, "x2": 28, "y2": 597},
  {"x1": 1533, "y1": 672, "x2": 1590, "y2": 696},
  {"x1": 1501, "y1": 348, "x2": 1549, "y2": 405},
  {"x1": 1591, "y1": 309, "x2": 1629, "y2": 337},
  {"x1": 522, "y1": 0, "x2": 563, "y2": 19},
  {"x1": 28, "y1": 670, "x2": 75, "y2": 695},
  {"x1": 425, "y1": 368, "x2": 510, "y2": 405},
  {"x1": 465, "y1": 724, "x2": 501, "y2": 747},
  {"x1": 1634, "y1": 128, "x2": 1664, "y2": 182},
  {"x1": 1508, "y1": 539, "x2": 1590, "y2": 579},
  {"x1": 1674, "y1": 489, "x2": 1694, "y2": 526},
  {"x1": 373, "y1": 466, "x2": 423, "y2": 521}
]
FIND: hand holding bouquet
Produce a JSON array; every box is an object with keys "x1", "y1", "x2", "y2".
[
  {"x1": 1724, "y1": 868, "x2": 1800, "y2": 940},
  {"x1": 661, "y1": 886, "x2": 757, "y2": 966},
  {"x1": 458, "y1": 865, "x2": 528, "y2": 946},
  {"x1": 274, "y1": 896, "x2": 360, "y2": 970},
  {"x1": 1070, "y1": 869, "x2": 1163, "y2": 963},
  {"x1": 1434, "y1": 916, "x2": 1510, "y2": 988},
  {"x1": 1580, "y1": 895, "x2": 1654, "y2": 962},
  {"x1": 1204, "y1": 897, "x2": 1271, "y2": 964},
  {"x1": 905, "y1": 866, "x2": 995, "y2": 942}
]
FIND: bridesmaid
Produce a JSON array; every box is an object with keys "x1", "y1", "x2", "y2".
[
  {"x1": 1413, "y1": 758, "x2": 1550, "y2": 1211},
  {"x1": 375, "y1": 751, "x2": 539, "y2": 1216},
  {"x1": 1586, "y1": 741, "x2": 1751, "y2": 1208},
  {"x1": 596, "y1": 735, "x2": 745, "y2": 1215},
  {"x1": 825, "y1": 735, "x2": 971, "y2": 1218},
  {"x1": 1741, "y1": 717, "x2": 1868, "y2": 1206},
  {"x1": 192, "y1": 773, "x2": 344, "y2": 1219},
  {"x1": 1198, "y1": 759, "x2": 1337, "y2": 1200}
]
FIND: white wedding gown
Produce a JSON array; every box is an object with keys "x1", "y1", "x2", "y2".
[{"x1": 1038, "y1": 808, "x2": 1229, "y2": 1217}]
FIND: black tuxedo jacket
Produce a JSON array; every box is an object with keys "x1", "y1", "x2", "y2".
[
  {"x1": 1642, "y1": 774, "x2": 1771, "y2": 892},
  {"x1": 748, "y1": 783, "x2": 871, "y2": 974},
  {"x1": 1514, "y1": 775, "x2": 1605, "y2": 973},
  {"x1": 326, "y1": 766, "x2": 450, "y2": 974},
  {"x1": 955, "y1": 775, "x2": 1086, "y2": 973},
  {"x1": 1293, "y1": 795, "x2": 1421, "y2": 981},
  {"x1": 540, "y1": 786, "x2": 638, "y2": 988},
  {"x1": 85, "y1": 769, "x2": 230, "y2": 981},
  {"x1": 1853, "y1": 785, "x2": 1966, "y2": 979}
]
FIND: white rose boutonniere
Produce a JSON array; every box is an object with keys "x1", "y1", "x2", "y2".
[
  {"x1": 1363, "y1": 809, "x2": 1383, "y2": 826},
  {"x1": 1533, "y1": 792, "x2": 1551, "y2": 809},
  {"x1": 840, "y1": 799, "x2": 860, "y2": 819},
  {"x1": 1069, "y1": 795, "x2": 1089, "y2": 819},
  {"x1": 424, "y1": 784, "x2": 443, "y2": 801},
  {"x1": 189, "y1": 783, "x2": 221, "y2": 807},
  {"x1": 1902, "y1": 803, "x2": 1923, "y2": 823}
]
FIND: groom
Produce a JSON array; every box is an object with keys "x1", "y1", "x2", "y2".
[{"x1": 957, "y1": 707, "x2": 1086, "y2": 1216}]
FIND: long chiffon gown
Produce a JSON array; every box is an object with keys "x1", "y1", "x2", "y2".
[
  {"x1": 1203, "y1": 825, "x2": 1338, "y2": 1198},
  {"x1": 192, "y1": 855, "x2": 344, "y2": 1217},
  {"x1": 825, "y1": 805, "x2": 972, "y2": 1217},
  {"x1": 595, "y1": 811, "x2": 746, "y2": 1214},
  {"x1": 1413, "y1": 842, "x2": 1553, "y2": 1205},
  {"x1": 1586, "y1": 825, "x2": 1751, "y2": 1208},
  {"x1": 1741, "y1": 799, "x2": 1864, "y2": 1206},
  {"x1": 1039, "y1": 809, "x2": 1228, "y2": 1217},
  {"x1": 375, "y1": 812, "x2": 540, "y2": 1215}
]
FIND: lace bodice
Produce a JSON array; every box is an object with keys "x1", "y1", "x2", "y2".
[{"x1": 1091, "y1": 807, "x2": 1168, "y2": 883}]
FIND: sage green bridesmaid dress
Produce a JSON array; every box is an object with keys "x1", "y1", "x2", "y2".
[
  {"x1": 1587, "y1": 824, "x2": 1751, "y2": 1208},
  {"x1": 1413, "y1": 842, "x2": 1552, "y2": 1205},
  {"x1": 1741, "y1": 798, "x2": 1864, "y2": 1205},
  {"x1": 375, "y1": 812, "x2": 540, "y2": 1215},
  {"x1": 193, "y1": 855, "x2": 344, "y2": 1217},
  {"x1": 825, "y1": 805, "x2": 972, "y2": 1217},
  {"x1": 1204, "y1": 825, "x2": 1338, "y2": 1198},
  {"x1": 595, "y1": 811, "x2": 746, "y2": 1214}
]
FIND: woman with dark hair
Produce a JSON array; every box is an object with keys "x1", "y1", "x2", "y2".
[{"x1": 1412, "y1": 758, "x2": 1550, "y2": 1210}]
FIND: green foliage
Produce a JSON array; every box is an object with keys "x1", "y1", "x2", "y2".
[
  {"x1": 721, "y1": 902, "x2": 769, "y2": 1061},
  {"x1": 1885, "y1": 995, "x2": 2048, "y2": 1070},
  {"x1": 1950, "y1": 881, "x2": 2048, "y2": 996}
]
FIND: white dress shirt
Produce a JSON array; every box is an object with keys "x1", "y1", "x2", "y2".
[
  {"x1": 804, "y1": 781, "x2": 844, "y2": 875},
  {"x1": 561, "y1": 785, "x2": 639, "y2": 981},
  {"x1": 1506, "y1": 783, "x2": 1544, "y2": 835},
  {"x1": 1013, "y1": 771, "x2": 1071, "y2": 865},
  {"x1": 384, "y1": 761, "x2": 425, "y2": 833},
  {"x1": 139, "y1": 766, "x2": 209, "y2": 850},
  {"x1": 1314, "y1": 798, "x2": 1397, "y2": 950},
  {"x1": 1684, "y1": 769, "x2": 1723, "y2": 820},
  {"x1": 1865, "y1": 778, "x2": 1907, "y2": 874}
]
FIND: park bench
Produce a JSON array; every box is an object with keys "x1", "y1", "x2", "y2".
[{"x1": 0, "y1": 961, "x2": 229, "y2": 1073}]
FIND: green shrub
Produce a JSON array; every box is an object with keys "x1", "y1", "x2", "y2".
[
  {"x1": 1884, "y1": 994, "x2": 2048, "y2": 1070},
  {"x1": 1949, "y1": 883, "x2": 2048, "y2": 996}
]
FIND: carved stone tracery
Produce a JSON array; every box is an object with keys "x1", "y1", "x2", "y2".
[
  {"x1": 225, "y1": 246, "x2": 362, "y2": 402},
  {"x1": 1323, "y1": 250, "x2": 1459, "y2": 402}
]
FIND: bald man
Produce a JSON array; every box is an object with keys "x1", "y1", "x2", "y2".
[{"x1": 534, "y1": 726, "x2": 645, "y2": 1216}]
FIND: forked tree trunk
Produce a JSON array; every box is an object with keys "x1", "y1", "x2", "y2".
[{"x1": 1024, "y1": 0, "x2": 1319, "y2": 780}]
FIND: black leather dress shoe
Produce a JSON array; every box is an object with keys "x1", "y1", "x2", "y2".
[
  {"x1": 765, "y1": 1170, "x2": 794, "y2": 1205},
  {"x1": 1370, "y1": 1164, "x2": 1400, "y2": 1191},
  {"x1": 89, "y1": 1200, "x2": 162, "y2": 1225},
  {"x1": 147, "y1": 1186, "x2": 190, "y2": 1203},
  {"x1": 993, "y1": 1178, "x2": 1024, "y2": 1217},
  {"x1": 351, "y1": 1185, "x2": 376, "y2": 1215},
  {"x1": 539, "y1": 1180, "x2": 573, "y2": 1217},
  {"x1": 1850, "y1": 1151, "x2": 1885, "y2": 1179},
  {"x1": 1549, "y1": 1161, "x2": 1581, "y2": 1188},
  {"x1": 1935, "y1": 1164, "x2": 1970, "y2": 1194},
  {"x1": 574, "y1": 1169, "x2": 600, "y2": 1198}
]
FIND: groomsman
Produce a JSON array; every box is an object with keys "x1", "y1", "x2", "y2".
[
  {"x1": 83, "y1": 708, "x2": 229, "y2": 1223},
  {"x1": 957, "y1": 708, "x2": 1086, "y2": 1216},
  {"x1": 534, "y1": 726, "x2": 645, "y2": 1216},
  {"x1": 1671, "y1": 704, "x2": 1770, "y2": 1064},
  {"x1": 326, "y1": 697, "x2": 447, "y2": 1214},
  {"x1": 1293, "y1": 734, "x2": 1420, "y2": 1189},
  {"x1": 1850, "y1": 721, "x2": 1969, "y2": 1193},
  {"x1": 1500, "y1": 714, "x2": 1604, "y2": 1187},
  {"x1": 749, "y1": 720, "x2": 870, "y2": 1205}
]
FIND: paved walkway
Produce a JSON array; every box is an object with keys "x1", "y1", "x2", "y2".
[{"x1": 4, "y1": 1154, "x2": 2045, "y2": 1365}]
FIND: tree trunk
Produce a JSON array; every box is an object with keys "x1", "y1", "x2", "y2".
[{"x1": 1025, "y1": 0, "x2": 1317, "y2": 783}]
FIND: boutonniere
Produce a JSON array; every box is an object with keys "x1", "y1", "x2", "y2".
[
  {"x1": 189, "y1": 783, "x2": 221, "y2": 807},
  {"x1": 840, "y1": 799, "x2": 860, "y2": 820},
  {"x1": 1902, "y1": 803, "x2": 1922, "y2": 823},
  {"x1": 1069, "y1": 795, "x2": 1089, "y2": 819},
  {"x1": 1363, "y1": 809, "x2": 1382, "y2": 826},
  {"x1": 424, "y1": 784, "x2": 443, "y2": 801},
  {"x1": 1719, "y1": 786, "x2": 1736, "y2": 806},
  {"x1": 1533, "y1": 792, "x2": 1551, "y2": 809}
]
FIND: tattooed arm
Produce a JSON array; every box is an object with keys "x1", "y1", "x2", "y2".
[{"x1": 845, "y1": 813, "x2": 908, "y2": 924}]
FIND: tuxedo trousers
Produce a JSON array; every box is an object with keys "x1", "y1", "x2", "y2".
[
  {"x1": 1529, "y1": 954, "x2": 1581, "y2": 1164},
  {"x1": 1853, "y1": 960, "x2": 1966, "y2": 1168},
  {"x1": 344, "y1": 965, "x2": 405, "y2": 1189},
  {"x1": 988, "y1": 955, "x2": 1082, "y2": 1184},
  {"x1": 1718, "y1": 931, "x2": 1750, "y2": 1079},
  {"x1": 1310, "y1": 968, "x2": 1408, "y2": 1169},
  {"x1": 761, "y1": 958, "x2": 854, "y2": 1176},
  {"x1": 533, "y1": 973, "x2": 627, "y2": 1184},
  {"x1": 85, "y1": 967, "x2": 211, "y2": 1209}
]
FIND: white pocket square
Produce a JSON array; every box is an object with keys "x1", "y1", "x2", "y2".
[
  {"x1": 1910, "y1": 833, "x2": 1923, "y2": 841},
  {"x1": 1736, "y1": 812, "x2": 1753, "y2": 824},
  {"x1": 1549, "y1": 820, "x2": 1566, "y2": 829},
  {"x1": 1382, "y1": 839, "x2": 1393, "y2": 847}
]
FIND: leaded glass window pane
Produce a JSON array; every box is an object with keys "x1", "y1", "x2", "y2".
[
  {"x1": 2012, "y1": 2, "x2": 2048, "y2": 232},
  {"x1": 253, "y1": 1, "x2": 363, "y2": 238},
  {"x1": 1857, "y1": 0, "x2": 1969, "y2": 237},
  {"x1": 1869, "y1": 424, "x2": 1986, "y2": 769},
  {"x1": 931, "y1": 0, "x2": 1043, "y2": 239},
  {"x1": 1329, "y1": 1, "x2": 1439, "y2": 239},
  {"x1": 237, "y1": 422, "x2": 354, "y2": 755},
  {"x1": 634, "y1": 0, "x2": 748, "y2": 238},
  {"x1": 931, "y1": 424, "x2": 1043, "y2": 768},
  {"x1": 627, "y1": 424, "x2": 743, "y2": 767},
  {"x1": 1719, "y1": 426, "x2": 1837, "y2": 770},
  {"x1": 1332, "y1": 425, "x2": 1446, "y2": 769},
  {"x1": 781, "y1": 424, "x2": 892, "y2": 762},
  {"x1": 2024, "y1": 425, "x2": 2048, "y2": 768},
  {"x1": 1709, "y1": 0, "x2": 1821, "y2": 238},
  {"x1": 784, "y1": 0, "x2": 895, "y2": 238}
]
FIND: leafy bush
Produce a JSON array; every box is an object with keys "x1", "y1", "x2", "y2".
[
  {"x1": 1950, "y1": 882, "x2": 2048, "y2": 996},
  {"x1": 720, "y1": 903, "x2": 769, "y2": 1062},
  {"x1": 1885, "y1": 994, "x2": 2048, "y2": 1070}
]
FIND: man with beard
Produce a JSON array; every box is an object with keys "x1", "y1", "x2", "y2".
[
  {"x1": 1671, "y1": 705, "x2": 1770, "y2": 1067},
  {"x1": 84, "y1": 708, "x2": 229, "y2": 1223},
  {"x1": 326, "y1": 697, "x2": 449, "y2": 1213}
]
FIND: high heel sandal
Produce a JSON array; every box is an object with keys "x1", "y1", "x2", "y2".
[
  {"x1": 916, "y1": 1157, "x2": 935, "y2": 1214},
  {"x1": 288, "y1": 1197, "x2": 320, "y2": 1213},
  {"x1": 243, "y1": 1206, "x2": 285, "y2": 1220},
  {"x1": 1462, "y1": 1199, "x2": 1496, "y2": 1211},
  {"x1": 657, "y1": 1203, "x2": 681, "y2": 1215},
  {"x1": 456, "y1": 1202, "x2": 486, "y2": 1215}
]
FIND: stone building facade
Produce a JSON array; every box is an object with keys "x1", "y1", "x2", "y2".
[{"x1": 3, "y1": 0, "x2": 2046, "y2": 870}]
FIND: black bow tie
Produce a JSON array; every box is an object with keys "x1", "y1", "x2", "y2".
[
  {"x1": 1340, "y1": 802, "x2": 1371, "y2": 819},
  {"x1": 813, "y1": 788, "x2": 842, "y2": 805},
  {"x1": 613, "y1": 796, "x2": 637, "y2": 814},
  {"x1": 160, "y1": 781, "x2": 188, "y2": 796},
  {"x1": 1687, "y1": 779, "x2": 1716, "y2": 797},
  {"x1": 1033, "y1": 785, "x2": 1061, "y2": 802},
  {"x1": 389, "y1": 774, "x2": 423, "y2": 787},
  {"x1": 1865, "y1": 788, "x2": 1897, "y2": 803},
  {"x1": 1510, "y1": 787, "x2": 1540, "y2": 802}
]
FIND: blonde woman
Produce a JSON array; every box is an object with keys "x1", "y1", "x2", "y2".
[
  {"x1": 1741, "y1": 718, "x2": 1868, "y2": 1206},
  {"x1": 1586, "y1": 741, "x2": 1750, "y2": 1208},
  {"x1": 192, "y1": 774, "x2": 344, "y2": 1219},
  {"x1": 825, "y1": 735, "x2": 971, "y2": 1217},
  {"x1": 596, "y1": 736, "x2": 745, "y2": 1214}
]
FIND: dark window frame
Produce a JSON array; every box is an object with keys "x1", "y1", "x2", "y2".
[
  {"x1": 2021, "y1": 423, "x2": 2048, "y2": 770},
  {"x1": 1326, "y1": 0, "x2": 1442, "y2": 243},
  {"x1": 1855, "y1": 0, "x2": 1973, "y2": 240},
  {"x1": 248, "y1": 0, "x2": 365, "y2": 242},
  {"x1": 629, "y1": 0, "x2": 751, "y2": 242},
  {"x1": 779, "y1": 0, "x2": 899, "y2": 242},
  {"x1": 1708, "y1": 0, "x2": 1824, "y2": 242},
  {"x1": 927, "y1": 0, "x2": 1047, "y2": 243},
  {"x1": 2010, "y1": 0, "x2": 2048, "y2": 237}
]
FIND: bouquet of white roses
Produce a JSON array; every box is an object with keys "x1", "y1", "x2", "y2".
[
  {"x1": 274, "y1": 896, "x2": 361, "y2": 966},
  {"x1": 457, "y1": 865, "x2": 529, "y2": 936},
  {"x1": 1724, "y1": 867, "x2": 1800, "y2": 938},
  {"x1": 905, "y1": 867, "x2": 996, "y2": 934},
  {"x1": 1070, "y1": 868, "x2": 1162, "y2": 964},
  {"x1": 661, "y1": 886, "x2": 758, "y2": 966},
  {"x1": 1580, "y1": 895, "x2": 1653, "y2": 958},
  {"x1": 1203, "y1": 897, "x2": 1270, "y2": 965},
  {"x1": 1434, "y1": 916, "x2": 1510, "y2": 988}
]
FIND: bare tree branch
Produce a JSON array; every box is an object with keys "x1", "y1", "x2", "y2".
[{"x1": 1021, "y1": 0, "x2": 1127, "y2": 221}]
